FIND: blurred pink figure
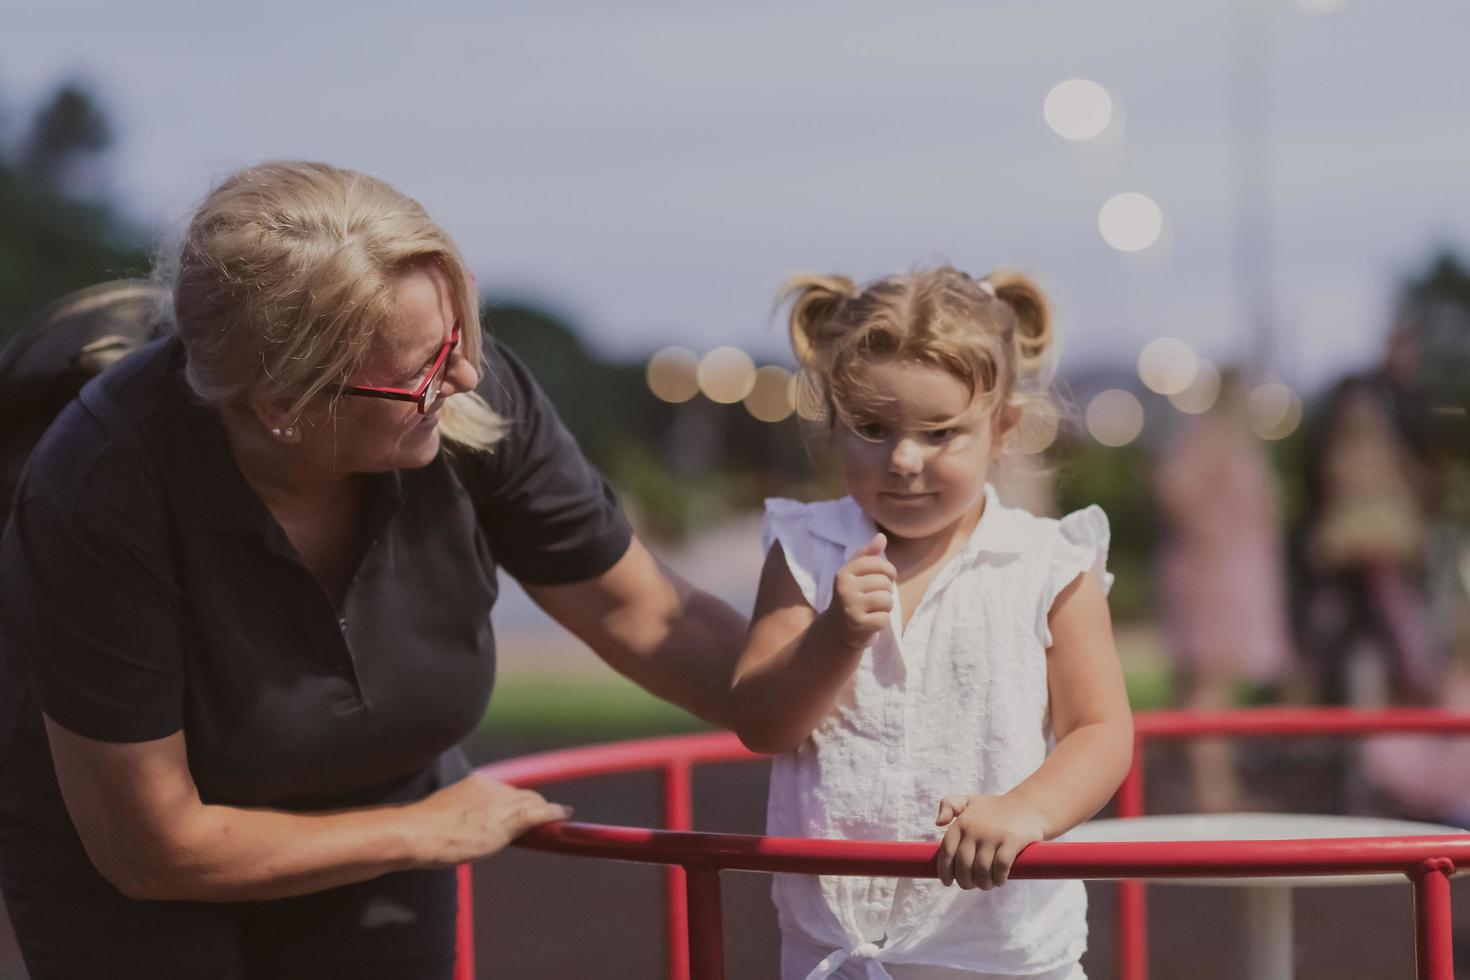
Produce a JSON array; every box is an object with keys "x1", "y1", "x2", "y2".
[{"x1": 1154, "y1": 370, "x2": 1296, "y2": 811}]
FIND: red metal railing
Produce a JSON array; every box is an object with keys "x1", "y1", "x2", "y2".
[{"x1": 454, "y1": 708, "x2": 1470, "y2": 980}]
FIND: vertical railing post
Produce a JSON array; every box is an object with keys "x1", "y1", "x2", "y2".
[
  {"x1": 1116, "y1": 735, "x2": 1148, "y2": 980},
  {"x1": 685, "y1": 862, "x2": 726, "y2": 980},
  {"x1": 1411, "y1": 858, "x2": 1455, "y2": 980},
  {"x1": 665, "y1": 758, "x2": 695, "y2": 980},
  {"x1": 454, "y1": 862, "x2": 475, "y2": 980}
]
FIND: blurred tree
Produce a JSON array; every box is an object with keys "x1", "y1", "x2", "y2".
[
  {"x1": 1054, "y1": 436, "x2": 1155, "y2": 623},
  {"x1": 481, "y1": 299, "x2": 649, "y2": 466},
  {"x1": 0, "y1": 81, "x2": 148, "y2": 345},
  {"x1": 20, "y1": 83, "x2": 112, "y2": 197},
  {"x1": 1397, "y1": 250, "x2": 1470, "y2": 439}
]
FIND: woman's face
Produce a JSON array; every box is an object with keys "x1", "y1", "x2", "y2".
[
  {"x1": 295, "y1": 264, "x2": 479, "y2": 475},
  {"x1": 832, "y1": 359, "x2": 1002, "y2": 543}
]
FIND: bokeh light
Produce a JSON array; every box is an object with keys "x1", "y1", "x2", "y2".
[
  {"x1": 1099, "y1": 192, "x2": 1164, "y2": 252},
  {"x1": 1168, "y1": 359, "x2": 1222, "y2": 414},
  {"x1": 697, "y1": 346, "x2": 757, "y2": 404},
  {"x1": 1248, "y1": 381, "x2": 1303, "y2": 440},
  {"x1": 1043, "y1": 79, "x2": 1114, "y2": 141},
  {"x1": 645, "y1": 346, "x2": 700, "y2": 403},
  {"x1": 743, "y1": 365, "x2": 796, "y2": 423},
  {"x1": 1138, "y1": 337, "x2": 1199, "y2": 396},
  {"x1": 1086, "y1": 389, "x2": 1145, "y2": 447},
  {"x1": 1015, "y1": 407, "x2": 1061, "y2": 455}
]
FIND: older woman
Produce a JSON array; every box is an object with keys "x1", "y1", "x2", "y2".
[{"x1": 0, "y1": 161, "x2": 747, "y2": 978}]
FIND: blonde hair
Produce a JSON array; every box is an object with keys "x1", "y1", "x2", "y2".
[
  {"x1": 163, "y1": 160, "x2": 505, "y2": 451},
  {"x1": 778, "y1": 266, "x2": 1057, "y2": 452}
]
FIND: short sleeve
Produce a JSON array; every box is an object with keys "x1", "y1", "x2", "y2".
[
  {"x1": 1036, "y1": 505, "x2": 1114, "y2": 648},
  {"x1": 761, "y1": 498, "x2": 824, "y2": 611},
  {"x1": 458, "y1": 336, "x2": 632, "y2": 585},
  {"x1": 0, "y1": 486, "x2": 184, "y2": 744}
]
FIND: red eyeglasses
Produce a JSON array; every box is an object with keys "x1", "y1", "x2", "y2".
[{"x1": 344, "y1": 325, "x2": 461, "y2": 415}]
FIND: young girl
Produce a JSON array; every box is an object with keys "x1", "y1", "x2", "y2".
[{"x1": 731, "y1": 268, "x2": 1134, "y2": 980}]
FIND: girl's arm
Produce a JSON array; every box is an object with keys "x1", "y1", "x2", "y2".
[
  {"x1": 936, "y1": 568, "x2": 1133, "y2": 890},
  {"x1": 731, "y1": 537, "x2": 894, "y2": 754},
  {"x1": 45, "y1": 719, "x2": 570, "y2": 903},
  {"x1": 1009, "y1": 567, "x2": 1135, "y2": 833}
]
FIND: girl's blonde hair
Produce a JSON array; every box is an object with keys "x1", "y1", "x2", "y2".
[
  {"x1": 778, "y1": 266, "x2": 1056, "y2": 452},
  {"x1": 162, "y1": 160, "x2": 505, "y2": 451}
]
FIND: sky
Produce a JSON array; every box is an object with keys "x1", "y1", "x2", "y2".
[{"x1": 4, "y1": 0, "x2": 1468, "y2": 395}]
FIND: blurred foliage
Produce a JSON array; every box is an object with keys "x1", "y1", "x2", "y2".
[
  {"x1": 0, "y1": 81, "x2": 149, "y2": 344},
  {"x1": 1400, "y1": 250, "x2": 1470, "y2": 425},
  {"x1": 1054, "y1": 436, "x2": 1156, "y2": 623}
]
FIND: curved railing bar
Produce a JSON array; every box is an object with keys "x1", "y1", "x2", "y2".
[
  {"x1": 467, "y1": 707, "x2": 1470, "y2": 980},
  {"x1": 511, "y1": 821, "x2": 1470, "y2": 879}
]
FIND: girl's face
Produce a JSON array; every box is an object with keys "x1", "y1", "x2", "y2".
[{"x1": 833, "y1": 359, "x2": 1004, "y2": 543}]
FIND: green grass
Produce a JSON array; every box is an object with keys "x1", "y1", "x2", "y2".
[
  {"x1": 480, "y1": 674, "x2": 709, "y2": 746},
  {"x1": 482, "y1": 661, "x2": 1181, "y2": 746}
]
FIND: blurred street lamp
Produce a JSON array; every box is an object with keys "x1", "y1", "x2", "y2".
[
  {"x1": 1099, "y1": 192, "x2": 1163, "y2": 252},
  {"x1": 744, "y1": 365, "x2": 796, "y2": 423},
  {"x1": 646, "y1": 346, "x2": 700, "y2": 403},
  {"x1": 1086, "y1": 389, "x2": 1145, "y2": 447},
  {"x1": 1015, "y1": 407, "x2": 1061, "y2": 454},
  {"x1": 1168, "y1": 359, "x2": 1223, "y2": 414},
  {"x1": 1248, "y1": 380, "x2": 1302, "y2": 439},
  {"x1": 1138, "y1": 337, "x2": 1199, "y2": 395},
  {"x1": 697, "y1": 347, "x2": 757, "y2": 404},
  {"x1": 1044, "y1": 79, "x2": 1114, "y2": 141}
]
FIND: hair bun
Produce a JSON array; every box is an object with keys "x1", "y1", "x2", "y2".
[
  {"x1": 987, "y1": 269, "x2": 1053, "y2": 375},
  {"x1": 776, "y1": 274, "x2": 858, "y2": 366}
]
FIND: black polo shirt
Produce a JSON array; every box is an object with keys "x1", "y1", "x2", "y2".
[{"x1": 0, "y1": 334, "x2": 630, "y2": 838}]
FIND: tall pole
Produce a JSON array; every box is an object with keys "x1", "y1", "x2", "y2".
[{"x1": 1232, "y1": 0, "x2": 1277, "y2": 378}]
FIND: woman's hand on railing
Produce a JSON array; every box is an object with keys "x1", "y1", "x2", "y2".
[
  {"x1": 934, "y1": 792, "x2": 1047, "y2": 890},
  {"x1": 409, "y1": 772, "x2": 573, "y2": 867}
]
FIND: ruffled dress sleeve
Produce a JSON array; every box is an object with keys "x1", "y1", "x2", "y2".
[
  {"x1": 1036, "y1": 505, "x2": 1114, "y2": 647},
  {"x1": 761, "y1": 497, "x2": 827, "y2": 612}
]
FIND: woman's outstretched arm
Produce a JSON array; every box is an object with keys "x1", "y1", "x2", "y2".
[
  {"x1": 524, "y1": 535, "x2": 749, "y2": 729},
  {"x1": 45, "y1": 718, "x2": 569, "y2": 903}
]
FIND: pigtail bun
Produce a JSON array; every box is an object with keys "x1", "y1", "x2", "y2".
[
  {"x1": 776, "y1": 274, "x2": 857, "y2": 367},
  {"x1": 988, "y1": 269, "x2": 1054, "y2": 376}
]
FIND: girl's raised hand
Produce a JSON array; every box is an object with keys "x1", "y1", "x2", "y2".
[
  {"x1": 822, "y1": 532, "x2": 896, "y2": 650},
  {"x1": 934, "y1": 792, "x2": 1047, "y2": 890}
]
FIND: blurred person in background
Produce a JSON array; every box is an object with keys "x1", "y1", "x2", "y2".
[
  {"x1": 0, "y1": 160, "x2": 747, "y2": 980},
  {"x1": 1153, "y1": 368, "x2": 1296, "y2": 812},
  {"x1": 1302, "y1": 340, "x2": 1437, "y2": 706}
]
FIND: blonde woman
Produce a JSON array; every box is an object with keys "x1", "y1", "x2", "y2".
[{"x1": 0, "y1": 161, "x2": 747, "y2": 978}]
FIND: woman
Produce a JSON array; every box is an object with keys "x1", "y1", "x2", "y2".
[
  {"x1": 0, "y1": 161, "x2": 747, "y2": 978},
  {"x1": 1153, "y1": 369, "x2": 1296, "y2": 811}
]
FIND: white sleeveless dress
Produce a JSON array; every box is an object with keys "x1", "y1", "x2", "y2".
[{"x1": 763, "y1": 485, "x2": 1112, "y2": 980}]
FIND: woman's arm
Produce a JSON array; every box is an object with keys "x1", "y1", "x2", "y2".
[
  {"x1": 45, "y1": 718, "x2": 568, "y2": 903},
  {"x1": 522, "y1": 535, "x2": 748, "y2": 729},
  {"x1": 729, "y1": 538, "x2": 892, "y2": 754}
]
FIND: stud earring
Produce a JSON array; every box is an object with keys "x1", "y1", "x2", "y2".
[{"x1": 269, "y1": 425, "x2": 299, "y2": 443}]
